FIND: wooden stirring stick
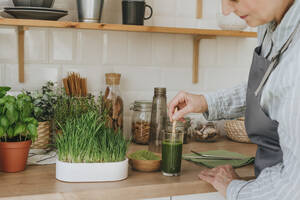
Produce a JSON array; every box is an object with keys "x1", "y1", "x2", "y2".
[
  {"x1": 171, "y1": 107, "x2": 178, "y2": 142},
  {"x1": 172, "y1": 107, "x2": 178, "y2": 134}
]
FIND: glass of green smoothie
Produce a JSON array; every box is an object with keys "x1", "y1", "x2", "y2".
[{"x1": 162, "y1": 132, "x2": 184, "y2": 176}]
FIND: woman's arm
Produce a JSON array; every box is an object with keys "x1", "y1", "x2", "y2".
[{"x1": 203, "y1": 83, "x2": 247, "y2": 121}]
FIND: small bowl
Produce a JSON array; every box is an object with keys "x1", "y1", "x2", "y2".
[
  {"x1": 128, "y1": 153, "x2": 161, "y2": 172},
  {"x1": 12, "y1": 0, "x2": 55, "y2": 8}
]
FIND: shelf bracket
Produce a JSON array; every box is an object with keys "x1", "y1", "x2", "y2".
[
  {"x1": 196, "y1": 0, "x2": 203, "y2": 19},
  {"x1": 193, "y1": 35, "x2": 216, "y2": 84},
  {"x1": 17, "y1": 26, "x2": 28, "y2": 83}
]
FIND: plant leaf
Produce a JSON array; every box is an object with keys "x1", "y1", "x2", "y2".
[
  {"x1": 0, "y1": 116, "x2": 9, "y2": 129},
  {"x1": 0, "y1": 126, "x2": 4, "y2": 137},
  {"x1": 0, "y1": 98, "x2": 6, "y2": 105},
  {"x1": 14, "y1": 122, "x2": 26, "y2": 136},
  {"x1": 7, "y1": 127, "x2": 14, "y2": 138},
  {"x1": 27, "y1": 123, "x2": 37, "y2": 140},
  {"x1": 0, "y1": 87, "x2": 10, "y2": 98}
]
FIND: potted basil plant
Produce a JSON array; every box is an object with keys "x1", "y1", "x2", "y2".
[{"x1": 0, "y1": 87, "x2": 38, "y2": 172}]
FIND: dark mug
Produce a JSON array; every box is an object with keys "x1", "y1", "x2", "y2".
[{"x1": 122, "y1": 0, "x2": 153, "y2": 25}]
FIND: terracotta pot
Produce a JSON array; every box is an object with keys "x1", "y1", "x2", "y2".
[{"x1": 0, "y1": 140, "x2": 32, "y2": 173}]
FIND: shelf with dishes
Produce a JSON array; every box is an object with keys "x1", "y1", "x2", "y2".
[{"x1": 0, "y1": 18, "x2": 257, "y2": 84}]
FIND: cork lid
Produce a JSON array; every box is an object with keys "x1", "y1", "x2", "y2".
[{"x1": 105, "y1": 73, "x2": 121, "y2": 85}]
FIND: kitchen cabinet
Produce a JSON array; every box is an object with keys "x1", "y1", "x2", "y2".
[
  {"x1": 172, "y1": 192, "x2": 225, "y2": 200},
  {"x1": 0, "y1": 18, "x2": 257, "y2": 84}
]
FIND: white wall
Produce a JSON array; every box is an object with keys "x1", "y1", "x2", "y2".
[{"x1": 0, "y1": 0, "x2": 257, "y2": 136}]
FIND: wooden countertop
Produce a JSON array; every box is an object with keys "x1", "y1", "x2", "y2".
[{"x1": 0, "y1": 137, "x2": 257, "y2": 200}]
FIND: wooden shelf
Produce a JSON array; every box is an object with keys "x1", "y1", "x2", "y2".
[
  {"x1": 0, "y1": 18, "x2": 257, "y2": 37},
  {"x1": 0, "y1": 18, "x2": 257, "y2": 84}
]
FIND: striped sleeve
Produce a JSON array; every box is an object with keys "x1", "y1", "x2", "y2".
[
  {"x1": 202, "y1": 83, "x2": 247, "y2": 121},
  {"x1": 226, "y1": 45, "x2": 300, "y2": 200}
]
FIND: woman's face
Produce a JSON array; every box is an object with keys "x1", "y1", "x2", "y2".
[{"x1": 222, "y1": 0, "x2": 292, "y2": 27}]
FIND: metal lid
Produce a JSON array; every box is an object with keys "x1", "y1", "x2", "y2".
[
  {"x1": 130, "y1": 100, "x2": 152, "y2": 111},
  {"x1": 154, "y1": 87, "x2": 166, "y2": 95}
]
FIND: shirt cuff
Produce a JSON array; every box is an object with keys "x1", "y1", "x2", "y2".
[
  {"x1": 226, "y1": 180, "x2": 248, "y2": 200},
  {"x1": 202, "y1": 93, "x2": 220, "y2": 121}
]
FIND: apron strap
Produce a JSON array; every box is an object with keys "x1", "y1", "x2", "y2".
[{"x1": 254, "y1": 23, "x2": 300, "y2": 96}]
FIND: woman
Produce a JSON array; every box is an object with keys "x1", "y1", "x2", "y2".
[{"x1": 168, "y1": 0, "x2": 300, "y2": 199}]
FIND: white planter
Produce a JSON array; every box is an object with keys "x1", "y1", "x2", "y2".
[{"x1": 56, "y1": 158, "x2": 128, "y2": 182}]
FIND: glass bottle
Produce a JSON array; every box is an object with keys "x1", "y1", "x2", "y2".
[
  {"x1": 148, "y1": 88, "x2": 167, "y2": 153},
  {"x1": 103, "y1": 73, "x2": 123, "y2": 133},
  {"x1": 130, "y1": 100, "x2": 152, "y2": 145}
]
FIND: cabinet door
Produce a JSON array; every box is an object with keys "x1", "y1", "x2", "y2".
[{"x1": 172, "y1": 192, "x2": 225, "y2": 200}]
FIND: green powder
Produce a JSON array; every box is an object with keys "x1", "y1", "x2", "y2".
[{"x1": 129, "y1": 150, "x2": 160, "y2": 160}]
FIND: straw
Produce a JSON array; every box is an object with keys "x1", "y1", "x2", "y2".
[{"x1": 171, "y1": 107, "x2": 178, "y2": 143}]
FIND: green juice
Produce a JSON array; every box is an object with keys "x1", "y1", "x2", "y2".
[{"x1": 162, "y1": 140, "x2": 183, "y2": 175}]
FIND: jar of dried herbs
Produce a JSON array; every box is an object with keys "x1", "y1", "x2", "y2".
[
  {"x1": 103, "y1": 73, "x2": 124, "y2": 133},
  {"x1": 130, "y1": 100, "x2": 152, "y2": 145}
]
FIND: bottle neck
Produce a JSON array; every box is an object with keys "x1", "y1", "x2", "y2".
[{"x1": 154, "y1": 88, "x2": 166, "y2": 96}]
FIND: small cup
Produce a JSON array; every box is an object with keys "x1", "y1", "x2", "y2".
[
  {"x1": 122, "y1": 0, "x2": 153, "y2": 25},
  {"x1": 162, "y1": 132, "x2": 184, "y2": 176}
]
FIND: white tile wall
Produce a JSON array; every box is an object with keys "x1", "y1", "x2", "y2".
[
  {"x1": 173, "y1": 35, "x2": 193, "y2": 67},
  {"x1": 216, "y1": 37, "x2": 239, "y2": 67},
  {"x1": 103, "y1": 31, "x2": 128, "y2": 65},
  {"x1": 0, "y1": 0, "x2": 257, "y2": 137},
  {"x1": 0, "y1": 27, "x2": 17, "y2": 64},
  {"x1": 114, "y1": 66, "x2": 162, "y2": 92},
  {"x1": 25, "y1": 28, "x2": 48, "y2": 63},
  {"x1": 152, "y1": 33, "x2": 174, "y2": 66},
  {"x1": 49, "y1": 28, "x2": 77, "y2": 64},
  {"x1": 4, "y1": 64, "x2": 59, "y2": 91},
  {"x1": 76, "y1": 30, "x2": 102, "y2": 65},
  {"x1": 0, "y1": 64, "x2": 4, "y2": 86},
  {"x1": 203, "y1": 68, "x2": 250, "y2": 91},
  {"x1": 128, "y1": 32, "x2": 152, "y2": 65}
]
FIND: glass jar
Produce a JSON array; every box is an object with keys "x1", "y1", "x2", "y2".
[
  {"x1": 148, "y1": 88, "x2": 167, "y2": 153},
  {"x1": 103, "y1": 73, "x2": 124, "y2": 133},
  {"x1": 194, "y1": 122, "x2": 220, "y2": 142},
  {"x1": 167, "y1": 117, "x2": 192, "y2": 144},
  {"x1": 130, "y1": 100, "x2": 152, "y2": 145}
]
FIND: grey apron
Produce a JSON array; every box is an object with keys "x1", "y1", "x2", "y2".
[{"x1": 245, "y1": 25, "x2": 298, "y2": 177}]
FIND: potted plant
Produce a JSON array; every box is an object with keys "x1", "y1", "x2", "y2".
[
  {"x1": 27, "y1": 81, "x2": 57, "y2": 149},
  {"x1": 53, "y1": 93, "x2": 96, "y2": 133},
  {"x1": 55, "y1": 108, "x2": 129, "y2": 182},
  {"x1": 0, "y1": 87, "x2": 38, "y2": 172}
]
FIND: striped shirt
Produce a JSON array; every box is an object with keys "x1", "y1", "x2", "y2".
[{"x1": 203, "y1": 1, "x2": 300, "y2": 200}]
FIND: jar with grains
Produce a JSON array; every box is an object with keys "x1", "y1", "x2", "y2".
[
  {"x1": 130, "y1": 100, "x2": 152, "y2": 145},
  {"x1": 102, "y1": 73, "x2": 124, "y2": 133}
]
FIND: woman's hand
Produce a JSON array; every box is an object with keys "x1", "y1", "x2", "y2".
[
  {"x1": 198, "y1": 165, "x2": 240, "y2": 197},
  {"x1": 168, "y1": 91, "x2": 208, "y2": 121}
]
